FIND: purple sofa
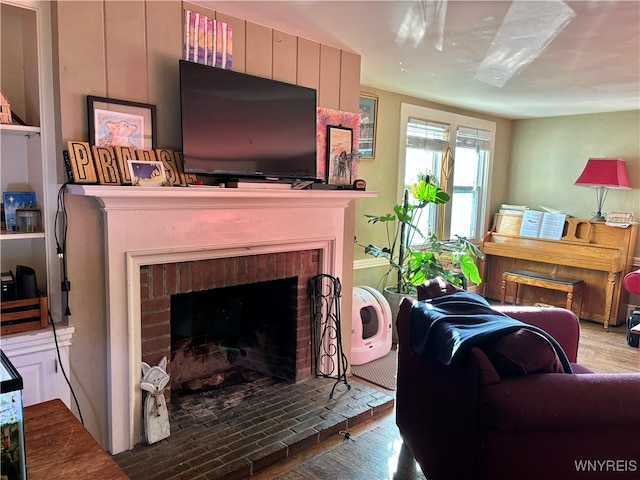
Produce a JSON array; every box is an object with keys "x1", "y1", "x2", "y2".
[{"x1": 396, "y1": 280, "x2": 640, "y2": 480}]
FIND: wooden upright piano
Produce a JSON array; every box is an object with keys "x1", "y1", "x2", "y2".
[{"x1": 480, "y1": 214, "x2": 638, "y2": 327}]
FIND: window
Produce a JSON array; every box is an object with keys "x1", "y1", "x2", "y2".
[{"x1": 400, "y1": 104, "x2": 495, "y2": 243}]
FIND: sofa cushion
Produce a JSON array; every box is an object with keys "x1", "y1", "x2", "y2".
[
  {"x1": 470, "y1": 347, "x2": 501, "y2": 385},
  {"x1": 482, "y1": 328, "x2": 565, "y2": 377}
]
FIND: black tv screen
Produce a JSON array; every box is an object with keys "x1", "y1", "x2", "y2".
[{"x1": 179, "y1": 60, "x2": 318, "y2": 181}]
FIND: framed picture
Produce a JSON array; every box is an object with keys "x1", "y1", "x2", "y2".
[
  {"x1": 326, "y1": 125, "x2": 356, "y2": 186},
  {"x1": 88, "y1": 96, "x2": 157, "y2": 150},
  {"x1": 127, "y1": 160, "x2": 167, "y2": 187},
  {"x1": 316, "y1": 108, "x2": 360, "y2": 182},
  {"x1": 359, "y1": 94, "x2": 377, "y2": 159}
]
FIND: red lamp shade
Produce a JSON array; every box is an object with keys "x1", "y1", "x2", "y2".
[
  {"x1": 574, "y1": 158, "x2": 631, "y2": 189},
  {"x1": 574, "y1": 158, "x2": 631, "y2": 222}
]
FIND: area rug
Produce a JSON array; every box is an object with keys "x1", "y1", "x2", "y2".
[{"x1": 351, "y1": 349, "x2": 397, "y2": 391}]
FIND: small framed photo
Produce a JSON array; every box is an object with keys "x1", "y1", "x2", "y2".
[
  {"x1": 326, "y1": 125, "x2": 356, "y2": 186},
  {"x1": 359, "y1": 94, "x2": 377, "y2": 159},
  {"x1": 128, "y1": 160, "x2": 167, "y2": 187},
  {"x1": 88, "y1": 95, "x2": 157, "y2": 149}
]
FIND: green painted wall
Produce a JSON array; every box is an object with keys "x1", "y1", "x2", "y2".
[
  {"x1": 509, "y1": 111, "x2": 639, "y2": 230},
  {"x1": 354, "y1": 100, "x2": 640, "y2": 295}
]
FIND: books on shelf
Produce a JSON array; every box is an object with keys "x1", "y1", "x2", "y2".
[{"x1": 519, "y1": 210, "x2": 566, "y2": 240}]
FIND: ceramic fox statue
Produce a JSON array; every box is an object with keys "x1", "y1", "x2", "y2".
[{"x1": 141, "y1": 357, "x2": 170, "y2": 444}]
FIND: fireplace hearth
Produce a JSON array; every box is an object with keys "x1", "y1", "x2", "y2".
[{"x1": 113, "y1": 374, "x2": 395, "y2": 479}]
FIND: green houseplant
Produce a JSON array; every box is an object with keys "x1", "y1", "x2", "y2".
[{"x1": 356, "y1": 176, "x2": 483, "y2": 296}]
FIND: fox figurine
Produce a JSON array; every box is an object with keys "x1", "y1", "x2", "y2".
[{"x1": 141, "y1": 357, "x2": 171, "y2": 444}]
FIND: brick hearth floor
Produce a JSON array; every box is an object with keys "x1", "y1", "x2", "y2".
[{"x1": 112, "y1": 370, "x2": 394, "y2": 480}]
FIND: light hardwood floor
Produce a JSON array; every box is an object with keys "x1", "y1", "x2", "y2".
[
  {"x1": 576, "y1": 320, "x2": 640, "y2": 373},
  {"x1": 253, "y1": 320, "x2": 640, "y2": 479}
]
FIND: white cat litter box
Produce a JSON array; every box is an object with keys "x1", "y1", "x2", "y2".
[{"x1": 351, "y1": 286, "x2": 392, "y2": 365}]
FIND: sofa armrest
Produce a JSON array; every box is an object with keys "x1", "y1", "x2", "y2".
[
  {"x1": 481, "y1": 372, "x2": 640, "y2": 432},
  {"x1": 492, "y1": 306, "x2": 580, "y2": 362}
]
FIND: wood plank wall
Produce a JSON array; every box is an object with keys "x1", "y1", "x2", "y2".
[{"x1": 53, "y1": 0, "x2": 361, "y2": 178}]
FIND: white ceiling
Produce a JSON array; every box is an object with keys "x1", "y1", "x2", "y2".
[{"x1": 197, "y1": 0, "x2": 640, "y2": 119}]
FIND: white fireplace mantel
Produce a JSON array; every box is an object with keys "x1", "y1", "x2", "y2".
[
  {"x1": 67, "y1": 184, "x2": 375, "y2": 209},
  {"x1": 67, "y1": 184, "x2": 375, "y2": 454}
]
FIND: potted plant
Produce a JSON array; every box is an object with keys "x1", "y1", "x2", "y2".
[{"x1": 356, "y1": 175, "x2": 483, "y2": 297}]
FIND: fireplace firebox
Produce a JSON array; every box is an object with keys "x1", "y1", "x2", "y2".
[
  {"x1": 170, "y1": 277, "x2": 299, "y2": 391},
  {"x1": 140, "y1": 251, "x2": 321, "y2": 395}
]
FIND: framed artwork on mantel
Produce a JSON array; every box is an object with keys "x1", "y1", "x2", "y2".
[
  {"x1": 316, "y1": 108, "x2": 360, "y2": 182},
  {"x1": 87, "y1": 96, "x2": 157, "y2": 150}
]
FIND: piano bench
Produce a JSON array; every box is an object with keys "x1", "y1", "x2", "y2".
[{"x1": 500, "y1": 269, "x2": 584, "y2": 315}]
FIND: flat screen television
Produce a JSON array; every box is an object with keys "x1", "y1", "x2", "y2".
[{"x1": 179, "y1": 59, "x2": 318, "y2": 182}]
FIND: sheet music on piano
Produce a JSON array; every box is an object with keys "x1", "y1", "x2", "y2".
[
  {"x1": 519, "y1": 210, "x2": 566, "y2": 240},
  {"x1": 539, "y1": 213, "x2": 566, "y2": 240}
]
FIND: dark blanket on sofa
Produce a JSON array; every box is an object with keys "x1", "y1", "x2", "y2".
[{"x1": 409, "y1": 292, "x2": 572, "y2": 373}]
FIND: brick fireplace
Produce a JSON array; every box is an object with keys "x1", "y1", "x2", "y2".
[
  {"x1": 67, "y1": 185, "x2": 374, "y2": 454},
  {"x1": 140, "y1": 250, "x2": 321, "y2": 390}
]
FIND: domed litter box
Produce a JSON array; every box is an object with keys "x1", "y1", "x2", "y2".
[{"x1": 351, "y1": 286, "x2": 392, "y2": 365}]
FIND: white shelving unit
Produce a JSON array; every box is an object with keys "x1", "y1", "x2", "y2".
[
  {"x1": 1, "y1": 124, "x2": 47, "y2": 280},
  {"x1": 1, "y1": 0, "x2": 70, "y2": 407}
]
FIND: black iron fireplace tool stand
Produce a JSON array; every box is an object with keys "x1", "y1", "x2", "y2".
[{"x1": 308, "y1": 274, "x2": 350, "y2": 399}]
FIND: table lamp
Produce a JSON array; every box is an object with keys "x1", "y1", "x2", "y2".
[{"x1": 574, "y1": 158, "x2": 631, "y2": 221}]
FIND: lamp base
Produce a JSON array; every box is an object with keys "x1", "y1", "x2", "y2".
[{"x1": 590, "y1": 213, "x2": 606, "y2": 222}]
